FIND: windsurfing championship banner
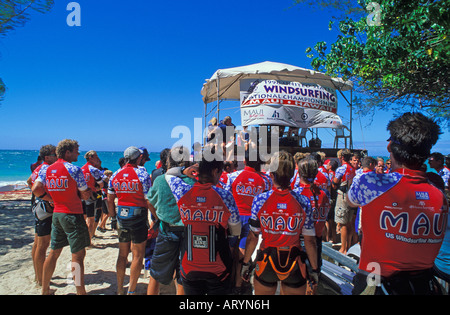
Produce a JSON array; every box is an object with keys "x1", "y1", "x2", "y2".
[{"x1": 240, "y1": 79, "x2": 342, "y2": 128}]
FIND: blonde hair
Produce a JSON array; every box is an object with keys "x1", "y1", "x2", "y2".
[
  {"x1": 293, "y1": 152, "x2": 307, "y2": 164},
  {"x1": 56, "y1": 139, "x2": 79, "y2": 159},
  {"x1": 84, "y1": 150, "x2": 97, "y2": 160},
  {"x1": 269, "y1": 151, "x2": 295, "y2": 189}
]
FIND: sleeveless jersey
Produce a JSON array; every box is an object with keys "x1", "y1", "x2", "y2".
[
  {"x1": 294, "y1": 183, "x2": 331, "y2": 237},
  {"x1": 108, "y1": 163, "x2": 151, "y2": 208},
  {"x1": 348, "y1": 168, "x2": 449, "y2": 277},
  {"x1": 250, "y1": 188, "x2": 315, "y2": 250},
  {"x1": 42, "y1": 159, "x2": 88, "y2": 214},
  {"x1": 168, "y1": 176, "x2": 240, "y2": 279},
  {"x1": 225, "y1": 166, "x2": 272, "y2": 216}
]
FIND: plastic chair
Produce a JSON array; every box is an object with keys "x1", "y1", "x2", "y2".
[{"x1": 333, "y1": 126, "x2": 351, "y2": 149}]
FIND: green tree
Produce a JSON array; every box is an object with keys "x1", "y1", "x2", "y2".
[
  {"x1": 302, "y1": 0, "x2": 450, "y2": 127},
  {"x1": 0, "y1": 0, "x2": 54, "y2": 103}
]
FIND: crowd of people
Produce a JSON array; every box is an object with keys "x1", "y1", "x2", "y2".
[{"x1": 26, "y1": 112, "x2": 449, "y2": 295}]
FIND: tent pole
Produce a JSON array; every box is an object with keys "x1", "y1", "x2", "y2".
[
  {"x1": 204, "y1": 101, "x2": 207, "y2": 146},
  {"x1": 217, "y1": 73, "x2": 220, "y2": 122}
]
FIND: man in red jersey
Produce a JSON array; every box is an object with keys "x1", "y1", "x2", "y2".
[
  {"x1": 108, "y1": 146, "x2": 154, "y2": 295},
  {"x1": 27, "y1": 144, "x2": 57, "y2": 287},
  {"x1": 32, "y1": 139, "x2": 92, "y2": 295},
  {"x1": 81, "y1": 150, "x2": 107, "y2": 239},
  {"x1": 348, "y1": 112, "x2": 448, "y2": 295}
]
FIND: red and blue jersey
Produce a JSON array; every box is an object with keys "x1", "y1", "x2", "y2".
[
  {"x1": 348, "y1": 168, "x2": 449, "y2": 277},
  {"x1": 291, "y1": 167, "x2": 331, "y2": 192},
  {"x1": 81, "y1": 162, "x2": 107, "y2": 191},
  {"x1": 334, "y1": 161, "x2": 355, "y2": 184},
  {"x1": 108, "y1": 163, "x2": 151, "y2": 208},
  {"x1": 31, "y1": 162, "x2": 48, "y2": 186},
  {"x1": 167, "y1": 175, "x2": 240, "y2": 278},
  {"x1": 250, "y1": 188, "x2": 315, "y2": 250},
  {"x1": 225, "y1": 166, "x2": 272, "y2": 216},
  {"x1": 294, "y1": 183, "x2": 331, "y2": 237},
  {"x1": 38, "y1": 159, "x2": 88, "y2": 214}
]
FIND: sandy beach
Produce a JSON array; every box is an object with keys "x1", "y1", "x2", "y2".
[
  {"x1": 0, "y1": 190, "x2": 175, "y2": 295},
  {"x1": 0, "y1": 190, "x2": 340, "y2": 296}
]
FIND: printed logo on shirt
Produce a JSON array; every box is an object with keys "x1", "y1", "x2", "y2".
[
  {"x1": 415, "y1": 192, "x2": 430, "y2": 200},
  {"x1": 277, "y1": 203, "x2": 287, "y2": 210},
  {"x1": 196, "y1": 197, "x2": 206, "y2": 203}
]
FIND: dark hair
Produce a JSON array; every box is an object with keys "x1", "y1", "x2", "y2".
[
  {"x1": 198, "y1": 148, "x2": 224, "y2": 184},
  {"x1": 328, "y1": 160, "x2": 338, "y2": 171},
  {"x1": 119, "y1": 157, "x2": 126, "y2": 168},
  {"x1": 159, "y1": 148, "x2": 171, "y2": 170},
  {"x1": 39, "y1": 144, "x2": 56, "y2": 158},
  {"x1": 426, "y1": 172, "x2": 445, "y2": 192},
  {"x1": 387, "y1": 112, "x2": 441, "y2": 169},
  {"x1": 297, "y1": 156, "x2": 318, "y2": 184},
  {"x1": 338, "y1": 149, "x2": 352, "y2": 162},
  {"x1": 429, "y1": 152, "x2": 444, "y2": 162},
  {"x1": 245, "y1": 149, "x2": 262, "y2": 171},
  {"x1": 297, "y1": 156, "x2": 319, "y2": 210},
  {"x1": 361, "y1": 156, "x2": 376, "y2": 168}
]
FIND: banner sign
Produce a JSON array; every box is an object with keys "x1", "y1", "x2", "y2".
[{"x1": 240, "y1": 79, "x2": 342, "y2": 128}]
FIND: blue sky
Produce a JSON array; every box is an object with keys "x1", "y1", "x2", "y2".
[{"x1": 0, "y1": 0, "x2": 449, "y2": 157}]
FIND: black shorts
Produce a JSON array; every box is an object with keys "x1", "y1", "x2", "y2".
[
  {"x1": 254, "y1": 248, "x2": 307, "y2": 289},
  {"x1": 182, "y1": 275, "x2": 231, "y2": 295},
  {"x1": 82, "y1": 200, "x2": 95, "y2": 218},
  {"x1": 35, "y1": 216, "x2": 52, "y2": 237},
  {"x1": 117, "y1": 215, "x2": 149, "y2": 244}
]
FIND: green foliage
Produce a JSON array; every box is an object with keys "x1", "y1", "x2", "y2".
[
  {"x1": 0, "y1": 0, "x2": 54, "y2": 36},
  {"x1": 302, "y1": 0, "x2": 450, "y2": 127}
]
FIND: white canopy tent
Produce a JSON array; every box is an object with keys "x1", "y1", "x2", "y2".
[{"x1": 200, "y1": 61, "x2": 355, "y2": 148}]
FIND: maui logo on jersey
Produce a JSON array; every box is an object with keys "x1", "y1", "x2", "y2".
[
  {"x1": 380, "y1": 210, "x2": 447, "y2": 236},
  {"x1": 180, "y1": 207, "x2": 225, "y2": 223},
  {"x1": 312, "y1": 206, "x2": 328, "y2": 221},
  {"x1": 46, "y1": 178, "x2": 69, "y2": 189},
  {"x1": 236, "y1": 183, "x2": 264, "y2": 196},
  {"x1": 112, "y1": 181, "x2": 140, "y2": 192},
  {"x1": 259, "y1": 213, "x2": 304, "y2": 232}
]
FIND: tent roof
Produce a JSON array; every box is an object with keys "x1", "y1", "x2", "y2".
[{"x1": 201, "y1": 61, "x2": 353, "y2": 104}]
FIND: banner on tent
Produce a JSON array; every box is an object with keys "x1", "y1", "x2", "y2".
[{"x1": 240, "y1": 79, "x2": 342, "y2": 128}]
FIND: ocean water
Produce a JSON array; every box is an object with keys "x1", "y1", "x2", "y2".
[{"x1": 0, "y1": 150, "x2": 161, "y2": 184}]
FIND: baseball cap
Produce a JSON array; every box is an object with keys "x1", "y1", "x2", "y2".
[
  {"x1": 139, "y1": 147, "x2": 151, "y2": 161},
  {"x1": 124, "y1": 146, "x2": 141, "y2": 160}
]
